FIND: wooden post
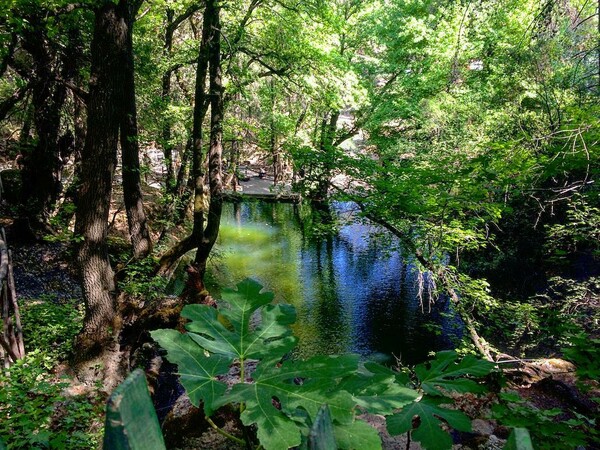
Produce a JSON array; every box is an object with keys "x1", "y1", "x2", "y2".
[{"x1": 0, "y1": 228, "x2": 24, "y2": 367}]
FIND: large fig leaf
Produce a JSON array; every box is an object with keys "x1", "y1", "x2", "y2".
[
  {"x1": 386, "y1": 396, "x2": 471, "y2": 450},
  {"x1": 149, "y1": 329, "x2": 230, "y2": 415},
  {"x1": 415, "y1": 351, "x2": 495, "y2": 396},
  {"x1": 219, "y1": 278, "x2": 275, "y2": 329},
  {"x1": 337, "y1": 363, "x2": 419, "y2": 414},
  {"x1": 183, "y1": 279, "x2": 297, "y2": 361},
  {"x1": 224, "y1": 355, "x2": 360, "y2": 450},
  {"x1": 334, "y1": 419, "x2": 382, "y2": 450}
]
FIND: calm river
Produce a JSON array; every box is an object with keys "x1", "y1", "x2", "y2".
[{"x1": 203, "y1": 201, "x2": 461, "y2": 364}]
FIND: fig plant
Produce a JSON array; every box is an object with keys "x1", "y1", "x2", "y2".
[{"x1": 152, "y1": 278, "x2": 495, "y2": 449}]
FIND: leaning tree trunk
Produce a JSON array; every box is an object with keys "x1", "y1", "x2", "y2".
[
  {"x1": 194, "y1": 0, "x2": 224, "y2": 282},
  {"x1": 120, "y1": 0, "x2": 152, "y2": 260},
  {"x1": 73, "y1": 2, "x2": 128, "y2": 390}
]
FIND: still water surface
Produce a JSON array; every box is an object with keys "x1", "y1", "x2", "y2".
[{"x1": 205, "y1": 201, "x2": 461, "y2": 364}]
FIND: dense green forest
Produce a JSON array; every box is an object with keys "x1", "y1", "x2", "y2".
[{"x1": 0, "y1": 0, "x2": 599, "y2": 448}]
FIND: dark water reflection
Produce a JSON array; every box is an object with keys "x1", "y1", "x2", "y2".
[{"x1": 206, "y1": 201, "x2": 461, "y2": 364}]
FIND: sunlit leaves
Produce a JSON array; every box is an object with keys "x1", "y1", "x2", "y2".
[
  {"x1": 385, "y1": 350, "x2": 496, "y2": 450},
  {"x1": 184, "y1": 278, "x2": 297, "y2": 361}
]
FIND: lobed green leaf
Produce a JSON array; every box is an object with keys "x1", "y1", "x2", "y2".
[
  {"x1": 387, "y1": 397, "x2": 471, "y2": 450},
  {"x1": 149, "y1": 329, "x2": 230, "y2": 415}
]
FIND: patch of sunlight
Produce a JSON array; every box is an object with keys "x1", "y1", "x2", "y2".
[{"x1": 218, "y1": 222, "x2": 275, "y2": 245}]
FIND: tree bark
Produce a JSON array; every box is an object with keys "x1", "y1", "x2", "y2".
[
  {"x1": 19, "y1": 16, "x2": 69, "y2": 233},
  {"x1": 194, "y1": 0, "x2": 224, "y2": 280},
  {"x1": 73, "y1": 2, "x2": 128, "y2": 390},
  {"x1": 120, "y1": 0, "x2": 152, "y2": 260}
]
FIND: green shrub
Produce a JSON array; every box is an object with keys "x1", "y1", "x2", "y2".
[
  {"x1": 0, "y1": 299, "x2": 104, "y2": 449},
  {"x1": 21, "y1": 296, "x2": 83, "y2": 361},
  {"x1": 0, "y1": 351, "x2": 103, "y2": 449},
  {"x1": 492, "y1": 392, "x2": 594, "y2": 450},
  {"x1": 562, "y1": 332, "x2": 600, "y2": 383},
  {"x1": 121, "y1": 256, "x2": 169, "y2": 300}
]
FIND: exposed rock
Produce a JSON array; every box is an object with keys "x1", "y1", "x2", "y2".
[
  {"x1": 471, "y1": 419, "x2": 495, "y2": 436},
  {"x1": 529, "y1": 358, "x2": 576, "y2": 375}
]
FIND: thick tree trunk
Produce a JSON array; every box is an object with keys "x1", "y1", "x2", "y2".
[
  {"x1": 73, "y1": 2, "x2": 128, "y2": 390},
  {"x1": 190, "y1": 3, "x2": 212, "y2": 252},
  {"x1": 120, "y1": 0, "x2": 152, "y2": 260}
]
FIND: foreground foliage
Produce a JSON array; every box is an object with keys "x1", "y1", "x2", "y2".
[
  {"x1": 153, "y1": 278, "x2": 496, "y2": 450},
  {"x1": 0, "y1": 300, "x2": 104, "y2": 449},
  {"x1": 492, "y1": 392, "x2": 592, "y2": 450}
]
